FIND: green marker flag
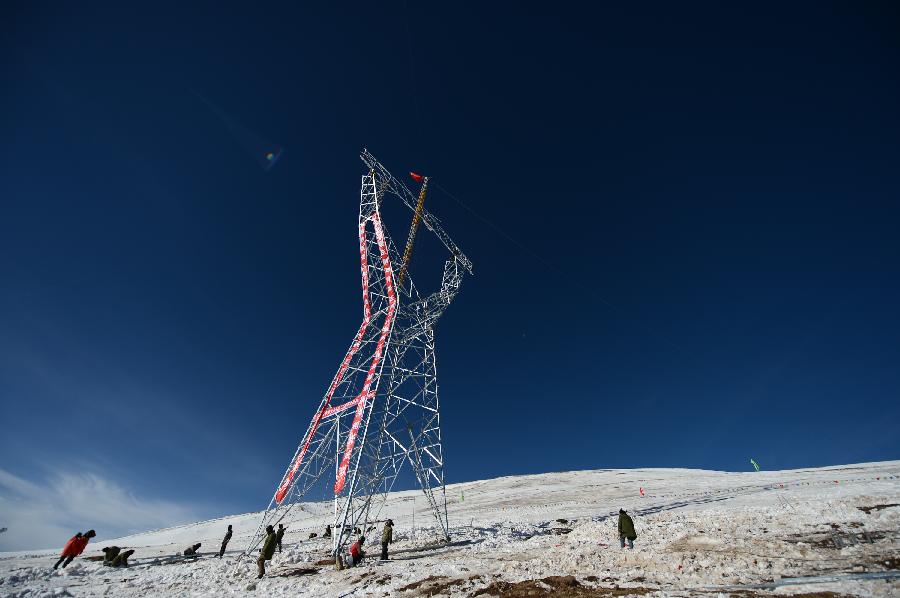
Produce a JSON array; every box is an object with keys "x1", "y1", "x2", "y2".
[
  {"x1": 461, "y1": 491, "x2": 464, "y2": 502},
  {"x1": 750, "y1": 458, "x2": 760, "y2": 472}
]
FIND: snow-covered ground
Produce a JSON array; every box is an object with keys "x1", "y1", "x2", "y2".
[{"x1": 2, "y1": 461, "x2": 898, "y2": 597}]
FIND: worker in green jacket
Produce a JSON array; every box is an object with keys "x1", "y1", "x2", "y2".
[
  {"x1": 110, "y1": 549, "x2": 135, "y2": 568},
  {"x1": 102, "y1": 546, "x2": 121, "y2": 565},
  {"x1": 257, "y1": 525, "x2": 277, "y2": 578},
  {"x1": 618, "y1": 509, "x2": 636, "y2": 549},
  {"x1": 380, "y1": 519, "x2": 393, "y2": 560}
]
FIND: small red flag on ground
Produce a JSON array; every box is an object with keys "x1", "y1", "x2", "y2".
[{"x1": 410, "y1": 172, "x2": 424, "y2": 183}]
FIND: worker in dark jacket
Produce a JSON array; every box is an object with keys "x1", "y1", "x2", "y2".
[
  {"x1": 218, "y1": 525, "x2": 233, "y2": 558},
  {"x1": 380, "y1": 519, "x2": 393, "y2": 560},
  {"x1": 257, "y1": 525, "x2": 278, "y2": 578},
  {"x1": 101, "y1": 546, "x2": 121, "y2": 565},
  {"x1": 618, "y1": 509, "x2": 636, "y2": 549},
  {"x1": 276, "y1": 524, "x2": 286, "y2": 553},
  {"x1": 53, "y1": 530, "x2": 96, "y2": 569},
  {"x1": 110, "y1": 549, "x2": 135, "y2": 568},
  {"x1": 324, "y1": 524, "x2": 332, "y2": 538},
  {"x1": 183, "y1": 543, "x2": 202, "y2": 556}
]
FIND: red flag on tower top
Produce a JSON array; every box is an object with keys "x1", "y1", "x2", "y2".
[{"x1": 410, "y1": 172, "x2": 425, "y2": 183}]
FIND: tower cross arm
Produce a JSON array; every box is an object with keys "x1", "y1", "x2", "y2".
[{"x1": 399, "y1": 257, "x2": 464, "y2": 336}]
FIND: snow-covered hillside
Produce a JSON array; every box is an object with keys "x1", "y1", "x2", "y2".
[{"x1": 2, "y1": 461, "x2": 898, "y2": 597}]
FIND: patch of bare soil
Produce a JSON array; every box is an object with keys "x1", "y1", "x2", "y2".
[
  {"x1": 273, "y1": 566, "x2": 318, "y2": 578},
  {"x1": 857, "y1": 503, "x2": 899, "y2": 514},
  {"x1": 353, "y1": 571, "x2": 372, "y2": 582},
  {"x1": 875, "y1": 557, "x2": 900, "y2": 570},
  {"x1": 313, "y1": 558, "x2": 335, "y2": 566},
  {"x1": 398, "y1": 575, "x2": 446, "y2": 591},
  {"x1": 470, "y1": 575, "x2": 652, "y2": 597},
  {"x1": 397, "y1": 575, "x2": 483, "y2": 596},
  {"x1": 355, "y1": 572, "x2": 393, "y2": 590},
  {"x1": 783, "y1": 530, "x2": 887, "y2": 548}
]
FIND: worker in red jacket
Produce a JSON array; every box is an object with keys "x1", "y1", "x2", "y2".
[
  {"x1": 348, "y1": 536, "x2": 365, "y2": 567},
  {"x1": 53, "y1": 529, "x2": 96, "y2": 569}
]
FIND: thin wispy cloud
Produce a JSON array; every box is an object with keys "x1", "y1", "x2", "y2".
[
  {"x1": 0, "y1": 312, "x2": 273, "y2": 491},
  {"x1": 0, "y1": 466, "x2": 207, "y2": 552}
]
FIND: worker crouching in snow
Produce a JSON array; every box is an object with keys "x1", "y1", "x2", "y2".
[
  {"x1": 110, "y1": 549, "x2": 135, "y2": 568},
  {"x1": 53, "y1": 529, "x2": 96, "y2": 569},
  {"x1": 183, "y1": 543, "x2": 201, "y2": 556},
  {"x1": 102, "y1": 546, "x2": 121, "y2": 565},
  {"x1": 348, "y1": 536, "x2": 365, "y2": 567},
  {"x1": 256, "y1": 525, "x2": 277, "y2": 578},
  {"x1": 618, "y1": 509, "x2": 637, "y2": 549}
]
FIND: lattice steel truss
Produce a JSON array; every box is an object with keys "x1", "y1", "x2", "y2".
[{"x1": 246, "y1": 150, "x2": 472, "y2": 561}]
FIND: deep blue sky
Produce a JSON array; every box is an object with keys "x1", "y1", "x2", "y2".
[{"x1": 2, "y1": 2, "x2": 899, "y2": 546}]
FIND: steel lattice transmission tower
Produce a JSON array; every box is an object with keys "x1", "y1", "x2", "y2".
[{"x1": 246, "y1": 150, "x2": 472, "y2": 561}]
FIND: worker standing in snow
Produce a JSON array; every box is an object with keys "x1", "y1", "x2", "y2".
[
  {"x1": 276, "y1": 523, "x2": 286, "y2": 553},
  {"x1": 380, "y1": 519, "x2": 393, "y2": 561},
  {"x1": 52, "y1": 529, "x2": 96, "y2": 569},
  {"x1": 218, "y1": 525, "x2": 233, "y2": 558},
  {"x1": 618, "y1": 509, "x2": 637, "y2": 549},
  {"x1": 348, "y1": 536, "x2": 365, "y2": 567},
  {"x1": 256, "y1": 525, "x2": 277, "y2": 578},
  {"x1": 324, "y1": 524, "x2": 332, "y2": 538}
]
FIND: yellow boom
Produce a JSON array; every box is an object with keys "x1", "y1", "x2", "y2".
[{"x1": 396, "y1": 177, "x2": 429, "y2": 289}]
